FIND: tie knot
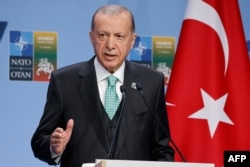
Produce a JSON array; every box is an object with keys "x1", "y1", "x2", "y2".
[{"x1": 107, "y1": 75, "x2": 118, "y2": 87}]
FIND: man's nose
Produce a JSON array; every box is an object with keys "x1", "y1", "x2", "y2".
[{"x1": 106, "y1": 36, "x2": 116, "y2": 49}]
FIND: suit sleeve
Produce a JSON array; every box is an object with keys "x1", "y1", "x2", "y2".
[{"x1": 31, "y1": 72, "x2": 64, "y2": 165}]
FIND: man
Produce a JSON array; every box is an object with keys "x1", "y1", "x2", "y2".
[{"x1": 31, "y1": 4, "x2": 174, "y2": 167}]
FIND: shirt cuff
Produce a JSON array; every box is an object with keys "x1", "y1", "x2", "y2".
[{"x1": 50, "y1": 146, "x2": 63, "y2": 164}]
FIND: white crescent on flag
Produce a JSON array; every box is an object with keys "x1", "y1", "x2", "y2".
[{"x1": 184, "y1": 0, "x2": 229, "y2": 75}]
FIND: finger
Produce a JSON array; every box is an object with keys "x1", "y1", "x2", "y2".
[
  {"x1": 54, "y1": 127, "x2": 64, "y2": 133},
  {"x1": 51, "y1": 128, "x2": 64, "y2": 138},
  {"x1": 65, "y1": 119, "x2": 74, "y2": 135},
  {"x1": 50, "y1": 137, "x2": 57, "y2": 145}
]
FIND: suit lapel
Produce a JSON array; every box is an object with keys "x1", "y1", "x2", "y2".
[
  {"x1": 115, "y1": 61, "x2": 146, "y2": 156},
  {"x1": 76, "y1": 57, "x2": 110, "y2": 153}
]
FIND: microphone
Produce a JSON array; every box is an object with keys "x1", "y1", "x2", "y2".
[
  {"x1": 135, "y1": 82, "x2": 186, "y2": 162},
  {"x1": 108, "y1": 85, "x2": 127, "y2": 159}
]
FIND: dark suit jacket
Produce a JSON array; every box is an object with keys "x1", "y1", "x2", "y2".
[{"x1": 31, "y1": 56, "x2": 174, "y2": 167}]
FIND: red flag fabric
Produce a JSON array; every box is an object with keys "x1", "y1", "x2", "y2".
[{"x1": 166, "y1": 0, "x2": 250, "y2": 167}]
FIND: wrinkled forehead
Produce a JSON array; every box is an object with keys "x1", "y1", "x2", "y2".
[
  {"x1": 93, "y1": 14, "x2": 133, "y2": 35},
  {"x1": 91, "y1": 5, "x2": 135, "y2": 32}
]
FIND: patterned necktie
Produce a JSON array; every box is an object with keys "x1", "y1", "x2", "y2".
[{"x1": 104, "y1": 75, "x2": 119, "y2": 120}]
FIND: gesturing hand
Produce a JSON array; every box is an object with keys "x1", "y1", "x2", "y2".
[{"x1": 50, "y1": 119, "x2": 74, "y2": 154}]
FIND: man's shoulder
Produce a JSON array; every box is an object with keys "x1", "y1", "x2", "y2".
[
  {"x1": 53, "y1": 57, "x2": 94, "y2": 76},
  {"x1": 55, "y1": 61, "x2": 86, "y2": 73},
  {"x1": 50, "y1": 62, "x2": 83, "y2": 78},
  {"x1": 127, "y1": 61, "x2": 163, "y2": 77}
]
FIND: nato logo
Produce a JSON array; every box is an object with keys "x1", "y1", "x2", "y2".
[
  {"x1": 9, "y1": 31, "x2": 33, "y2": 81},
  {"x1": 129, "y1": 36, "x2": 152, "y2": 67},
  {"x1": 10, "y1": 31, "x2": 33, "y2": 56}
]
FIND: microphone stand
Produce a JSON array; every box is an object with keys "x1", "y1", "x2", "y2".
[
  {"x1": 136, "y1": 82, "x2": 186, "y2": 162},
  {"x1": 108, "y1": 86, "x2": 126, "y2": 159}
]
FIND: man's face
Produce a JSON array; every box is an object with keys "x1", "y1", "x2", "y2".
[{"x1": 89, "y1": 12, "x2": 136, "y2": 73}]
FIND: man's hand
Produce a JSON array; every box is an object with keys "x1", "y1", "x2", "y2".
[{"x1": 50, "y1": 119, "x2": 74, "y2": 154}]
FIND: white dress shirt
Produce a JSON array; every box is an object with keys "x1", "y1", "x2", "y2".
[{"x1": 94, "y1": 57, "x2": 125, "y2": 104}]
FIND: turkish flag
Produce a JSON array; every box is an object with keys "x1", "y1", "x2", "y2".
[{"x1": 166, "y1": 0, "x2": 250, "y2": 167}]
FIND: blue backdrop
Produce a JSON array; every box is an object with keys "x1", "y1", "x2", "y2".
[{"x1": 0, "y1": 0, "x2": 249, "y2": 166}]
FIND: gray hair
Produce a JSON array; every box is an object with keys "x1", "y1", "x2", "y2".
[{"x1": 91, "y1": 5, "x2": 135, "y2": 32}]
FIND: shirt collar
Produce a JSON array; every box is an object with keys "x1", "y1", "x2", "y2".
[{"x1": 94, "y1": 57, "x2": 125, "y2": 83}]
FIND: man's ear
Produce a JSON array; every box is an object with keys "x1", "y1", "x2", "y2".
[
  {"x1": 89, "y1": 31, "x2": 95, "y2": 46},
  {"x1": 130, "y1": 33, "x2": 137, "y2": 49}
]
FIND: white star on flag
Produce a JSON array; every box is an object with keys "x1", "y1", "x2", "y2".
[{"x1": 188, "y1": 88, "x2": 234, "y2": 138}]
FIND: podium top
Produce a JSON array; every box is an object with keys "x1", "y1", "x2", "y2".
[
  {"x1": 82, "y1": 163, "x2": 95, "y2": 167},
  {"x1": 82, "y1": 159, "x2": 214, "y2": 167}
]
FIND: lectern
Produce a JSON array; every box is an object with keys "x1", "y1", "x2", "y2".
[{"x1": 82, "y1": 159, "x2": 214, "y2": 167}]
